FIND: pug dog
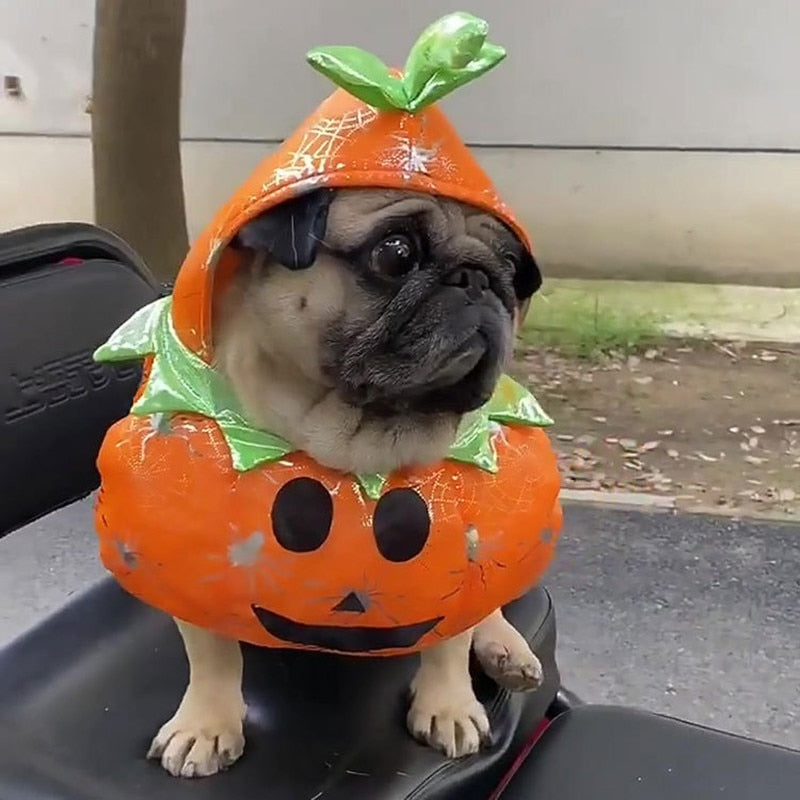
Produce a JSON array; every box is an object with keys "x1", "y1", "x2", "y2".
[{"x1": 147, "y1": 187, "x2": 545, "y2": 778}]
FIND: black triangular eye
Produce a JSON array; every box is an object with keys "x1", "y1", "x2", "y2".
[
  {"x1": 271, "y1": 477, "x2": 333, "y2": 552},
  {"x1": 373, "y1": 488, "x2": 430, "y2": 562}
]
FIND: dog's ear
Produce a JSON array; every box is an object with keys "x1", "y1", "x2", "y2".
[
  {"x1": 234, "y1": 188, "x2": 334, "y2": 270},
  {"x1": 514, "y1": 248, "x2": 542, "y2": 301},
  {"x1": 493, "y1": 220, "x2": 542, "y2": 302}
]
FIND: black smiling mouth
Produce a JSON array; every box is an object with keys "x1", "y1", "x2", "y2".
[{"x1": 252, "y1": 606, "x2": 443, "y2": 653}]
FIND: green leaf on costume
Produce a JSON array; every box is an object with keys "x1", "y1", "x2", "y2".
[
  {"x1": 306, "y1": 46, "x2": 407, "y2": 110},
  {"x1": 94, "y1": 298, "x2": 552, "y2": 490},
  {"x1": 94, "y1": 296, "x2": 294, "y2": 472},
  {"x1": 92, "y1": 297, "x2": 164, "y2": 362},
  {"x1": 306, "y1": 12, "x2": 505, "y2": 114},
  {"x1": 486, "y1": 374, "x2": 554, "y2": 428}
]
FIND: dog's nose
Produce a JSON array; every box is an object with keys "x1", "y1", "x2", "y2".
[
  {"x1": 443, "y1": 267, "x2": 490, "y2": 301},
  {"x1": 333, "y1": 591, "x2": 367, "y2": 613}
]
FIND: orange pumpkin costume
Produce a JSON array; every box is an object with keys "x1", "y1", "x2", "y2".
[{"x1": 93, "y1": 12, "x2": 562, "y2": 656}]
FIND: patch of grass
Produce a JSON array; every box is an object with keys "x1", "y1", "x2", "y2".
[{"x1": 520, "y1": 285, "x2": 664, "y2": 359}]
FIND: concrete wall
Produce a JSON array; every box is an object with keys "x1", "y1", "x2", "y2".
[{"x1": 1, "y1": 0, "x2": 799, "y2": 285}]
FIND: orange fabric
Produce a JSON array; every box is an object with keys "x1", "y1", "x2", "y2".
[
  {"x1": 171, "y1": 88, "x2": 532, "y2": 362},
  {"x1": 96, "y1": 414, "x2": 561, "y2": 654},
  {"x1": 94, "y1": 82, "x2": 561, "y2": 655}
]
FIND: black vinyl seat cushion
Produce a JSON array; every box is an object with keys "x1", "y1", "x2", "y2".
[
  {"x1": 0, "y1": 582, "x2": 558, "y2": 800},
  {"x1": 497, "y1": 704, "x2": 800, "y2": 800}
]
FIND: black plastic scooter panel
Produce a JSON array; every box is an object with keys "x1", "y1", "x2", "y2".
[
  {"x1": 0, "y1": 222, "x2": 161, "y2": 535},
  {"x1": 498, "y1": 704, "x2": 800, "y2": 799}
]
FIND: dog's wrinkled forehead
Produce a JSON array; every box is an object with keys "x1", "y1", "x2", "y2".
[
  {"x1": 324, "y1": 189, "x2": 511, "y2": 252},
  {"x1": 324, "y1": 189, "x2": 473, "y2": 248},
  {"x1": 325, "y1": 189, "x2": 541, "y2": 299},
  {"x1": 235, "y1": 187, "x2": 541, "y2": 301}
]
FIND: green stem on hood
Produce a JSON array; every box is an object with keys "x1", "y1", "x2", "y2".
[{"x1": 306, "y1": 11, "x2": 505, "y2": 114}]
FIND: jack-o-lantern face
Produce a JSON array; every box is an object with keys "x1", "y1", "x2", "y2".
[
  {"x1": 95, "y1": 411, "x2": 561, "y2": 657},
  {"x1": 252, "y1": 479, "x2": 442, "y2": 652}
]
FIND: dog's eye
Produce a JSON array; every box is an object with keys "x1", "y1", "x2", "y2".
[{"x1": 370, "y1": 234, "x2": 418, "y2": 278}]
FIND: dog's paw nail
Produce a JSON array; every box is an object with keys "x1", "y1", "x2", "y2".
[
  {"x1": 522, "y1": 662, "x2": 543, "y2": 681},
  {"x1": 407, "y1": 695, "x2": 490, "y2": 759},
  {"x1": 181, "y1": 761, "x2": 199, "y2": 779},
  {"x1": 477, "y1": 638, "x2": 544, "y2": 692},
  {"x1": 148, "y1": 717, "x2": 244, "y2": 778},
  {"x1": 146, "y1": 741, "x2": 162, "y2": 760}
]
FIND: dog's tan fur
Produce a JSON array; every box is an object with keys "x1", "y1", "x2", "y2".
[{"x1": 147, "y1": 190, "x2": 543, "y2": 777}]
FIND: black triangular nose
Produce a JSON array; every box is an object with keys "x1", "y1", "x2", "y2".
[{"x1": 333, "y1": 591, "x2": 367, "y2": 613}]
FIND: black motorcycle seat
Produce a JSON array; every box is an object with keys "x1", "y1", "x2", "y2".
[
  {"x1": 496, "y1": 704, "x2": 800, "y2": 799},
  {"x1": 0, "y1": 579, "x2": 557, "y2": 800}
]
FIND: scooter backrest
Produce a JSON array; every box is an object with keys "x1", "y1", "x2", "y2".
[{"x1": 0, "y1": 223, "x2": 162, "y2": 537}]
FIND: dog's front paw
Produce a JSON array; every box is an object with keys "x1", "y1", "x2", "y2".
[
  {"x1": 147, "y1": 708, "x2": 245, "y2": 778},
  {"x1": 407, "y1": 683, "x2": 490, "y2": 758},
  {"x1": 473, "y1": 611, "x2": 544, "y2": 692},
  {"x1": 475, "y1": 639, "x2": 544, "y2": 692}
]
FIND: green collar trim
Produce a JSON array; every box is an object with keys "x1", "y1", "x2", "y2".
[
  {"x1": 306, "y1": 12, "x2": 505, "y2": 114},
  {"x1": 94, "y1": 297, "x2": 552, "y2": 500}
]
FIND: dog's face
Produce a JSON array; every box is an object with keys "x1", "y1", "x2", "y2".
[{"x1": 225, "y1": 188, "x2": 540, "y2": 420}]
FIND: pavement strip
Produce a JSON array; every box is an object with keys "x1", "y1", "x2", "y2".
[
  {"x1": 559, "y1": 487, "x2": 800, "y2": 523},
  {"x1": 560, "y1": 488, "x2": 676, "y2": 512}
]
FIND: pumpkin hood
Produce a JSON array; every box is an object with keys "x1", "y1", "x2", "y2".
[
  {"x1": 92, "y1": 13, "x2": 561, "y2": 656},
  {"x1": 169, "y1": 11, "x2": 536, "y2": 363}
]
